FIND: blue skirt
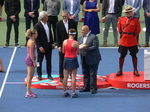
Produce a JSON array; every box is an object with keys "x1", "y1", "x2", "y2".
[{"x1": 63, "y1": 57, "x2": 79, "y2": 70}]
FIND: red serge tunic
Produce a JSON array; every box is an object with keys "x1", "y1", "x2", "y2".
[
  {"x1": 117, "y1": 17, "x2": 141, "y2": 47},
  {"x1": 64, "y1": 39, "x2": 77, "y2": 58}
]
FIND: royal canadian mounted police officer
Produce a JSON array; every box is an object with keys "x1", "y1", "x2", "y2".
[{"x1": 116, "y1": 5, "x2": 141, "y2": 76}]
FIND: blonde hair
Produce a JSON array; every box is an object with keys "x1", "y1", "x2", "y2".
[{"x1": 25, "y1": 29, "x2": 37, "y2": 38}]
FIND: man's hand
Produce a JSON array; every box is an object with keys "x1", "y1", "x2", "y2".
[
  {"x1": 39, "y1": 47, "x2": 45, "y2": 53},
  {"x1": 58, "y1": 47, "x2": 62, "y2": 52},
  {"x1": 10, "y1": 16, "x2": 16, "y2": 22}
]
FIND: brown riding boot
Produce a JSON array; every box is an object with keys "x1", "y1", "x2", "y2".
[
  {"x1": 143, "y1": 43, "x2": 149, "y2": 47},
  {"x1": 116, "y1": 57, "x2": 124, "y2": 76},
  {"x1": 132, "y1": 58, "x2": 140, "y2": 76}
]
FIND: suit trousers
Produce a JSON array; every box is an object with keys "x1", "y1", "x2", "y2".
[
  {"x1": 25, "y1": 16, "x2": 38, "y2": 42},
  {"x1": 103, "y1": 14, "x2": 118, "y2": 44},
  {"x1": 59, "y1": 51, "x2": 64, "y2": 78},
  {"x1": 145, "y1": 15, "x2": 150, "y2": 43},
  {"x1": 82, "y1": 57, "x2": 99, "y2": 90},
  {"x1": 37, "y1": 46, "x2": 52, "y2": 77},
  {"x1": 6, "y1": 16, "x2": 19, "y2": 44},
  {"x1": 48, "y1": 16, "x2": 58, "y2": 43}
]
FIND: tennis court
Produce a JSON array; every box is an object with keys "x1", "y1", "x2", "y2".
[
  {"x1": 1, "y1": 47, "x2": 150, "y2": 112},
  {"x1": 0, "y1": 1, "x2": 150, "y2": 112}
]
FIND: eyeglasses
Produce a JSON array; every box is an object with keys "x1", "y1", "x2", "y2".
[{"x1": 62, "y1": 16, "x2": 67, "y2": 18}]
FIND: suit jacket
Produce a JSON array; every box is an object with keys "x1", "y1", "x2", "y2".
[
  {"x1": 124, "y1": 0, "x2": 142, "y2": 18},
  {"x1": 62, "y1": 0, "x2": 80, "y2": 22},
  {"x1": 143, "y1": 0, "x2": 150, "y2": 14},
  {"x1": 34, "y1": 21, "x2": 54, "y2": 50},
  {"x1": 56, "y1": 19, "x2": 77, "y2": 48},
  {"x1": 78, "y1": 33, "x2": 101, "y2": 65},
  {"x1": 5, "y1": 0, "x2": 21, "y2": 17},
  {"x1": 24, "y1": 0, "x2": 40, "y2": 18},
  {"x1": 102, "y1": 0, "x2": 123, "y2": 17}
]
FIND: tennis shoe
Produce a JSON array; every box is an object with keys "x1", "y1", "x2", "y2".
[
  {"x1": 25, "y1": 92, "x2": 37, "y2": 98},
  {"x1": 63, "y1": 92, "x2": 70, "y2": 97},
  {"x1": 71, "y1": 93, "x2": 78, "y2": 98}
]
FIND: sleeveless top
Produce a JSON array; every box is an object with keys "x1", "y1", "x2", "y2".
[
  {"x1": 26, "y1": 44, "x2": 36, "y2": 59},
  {"x1": 64, "y1": 39, "x2": 77, "y2": 58}
]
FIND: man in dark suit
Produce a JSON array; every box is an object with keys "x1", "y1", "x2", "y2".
[
  {"x1": 102, "y1": 0, "x2": 123, "y2": 47},
  {"x1": 78, "y1": 25, "x2": 101, "y2": 94},
  {"x1": 4, "y1": 0, "x2": 21, "y2": 48},
  {"x1": 34, "y1": 11, "x2": 54, "y2": 80},
  {"x1": 56, "y1": 10, "x2": 77, "y2": 82},
  {"x1": 24, "y1": 0, "x2": 40, "y2": 45}
]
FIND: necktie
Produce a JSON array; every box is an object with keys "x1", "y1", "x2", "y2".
[{"x1": 31, "y1": 0, "x2": 33, "y2": 11}]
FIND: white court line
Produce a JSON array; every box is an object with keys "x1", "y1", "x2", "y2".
[
  {"x1": 5, "y1": 82, "x2": 24, "y2": 84},
  {"x1": 0, "y1": 47, "x2": 17, "y2": 98}
]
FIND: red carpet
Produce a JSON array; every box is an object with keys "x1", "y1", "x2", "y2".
[
  {"x1": 25, "y1": 74, "x2": 111, "y2": 89},
  {"x1": 25, "y1": 71, "x2": 150, "y2": 89}
]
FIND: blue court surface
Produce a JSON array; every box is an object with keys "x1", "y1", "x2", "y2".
[{"x1": 0, "y1": 47, "x2": 150, "y2": 112}]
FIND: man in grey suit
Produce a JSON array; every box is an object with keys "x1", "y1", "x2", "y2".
[
  {"x1": 78, "y1": 25, "x2": 101, "y2": 94},
  {"x1": 102, "y1": 0, "x2": 123, "y2": 47}
]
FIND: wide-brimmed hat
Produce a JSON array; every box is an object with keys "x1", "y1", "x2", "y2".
[{"x1": 122, "y1": 5, "x2": 135, "y2": 13}]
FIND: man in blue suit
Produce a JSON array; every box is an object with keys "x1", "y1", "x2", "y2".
[
  {"x1": 124, "y1": 0, "x2": 142, "y2": 46},
  {"x1": 124, "y1": 0, "x2": 142, "y2": 18},
  {"x1": 62, "y1": 0, "x2": 80, "y2": 30},
  {"x1": 78, "y1": 25, "x2": 101, "y2": 94},
  {"x1": 143, "y1": 0, "x2": 150, "y2": 47},
  {"x1": 24, "y1": 0, "x2": 40, "y2": 45}
]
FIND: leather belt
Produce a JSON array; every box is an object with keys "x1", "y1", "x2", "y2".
[
  {"x1": 122, "y1": 32, "x2": 135, "y2": 35},
  {"x1": 107, "y1": 13, "x2": 115, "y2": 15}
]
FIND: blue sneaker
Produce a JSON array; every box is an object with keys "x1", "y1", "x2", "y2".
[
  {"x1": 64, "y1": 92, "x2": 69, "y2": 97},
  {"x1": 71, "y1": 93, "x2": 78, "y2": 98}
]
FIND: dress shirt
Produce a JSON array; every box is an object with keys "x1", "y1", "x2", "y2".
[
  {"x1": 41, "y1": 21, "x2": 50, "y2": 42},
  {"x1": 63, "y1": 20, "x2": 69, "y2": 34},
  {"x1": 83, "y1": 37, "x2": 87, "y2": 44},
  {"x1": 108, "y1": 0, "x2": 115, "y2": 13},
  {"x1": 83, "y1": 32, "x2": 90, "y2": 44},
  {"x1": 70, "y1": 0, "x2": 74, "y2": 15},
  {"x1": 132, "y1": 0, "x2": 135, "y2": 5}
]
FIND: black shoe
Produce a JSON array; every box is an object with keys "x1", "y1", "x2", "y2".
[
  {"x1": 15, "y1": 43, "x2": 21, "y2": 48},
  {"x1": 38, "y1": 76, "x2": 42, "y2": 80},
  {"x1": 79, "y1": 89, "x2": 90, "y2": 92},
  {"x1": 4, "y1": 43, "x2": 9, "y2": 48},
  {"x1": 63, "y1": 92, "x2": 70, "y2": 97},
  {"x1": 48, "y1": 76, "x2": 53, "y2": 80},
  {"x1": 60, "y1": 77, "x2": 63, "y2": 82},
  {"x1": 91, "y1": 89, "x2": 97, "y2": 94}
]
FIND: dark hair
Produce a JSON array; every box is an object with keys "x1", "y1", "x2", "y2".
[{"x1": 68, "y1": 29, "x2": 76, "y2": 36}]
